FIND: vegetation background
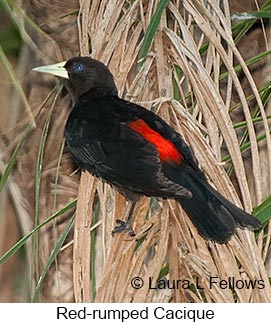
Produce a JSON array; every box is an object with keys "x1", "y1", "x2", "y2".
[{"x1": 0, "y1": 0, "x2": 271, "y2": 302}]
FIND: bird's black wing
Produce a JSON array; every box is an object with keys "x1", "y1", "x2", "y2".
[
  {"x1": 114, "y1": 98, "x2": 205, "y2": 175},
  {"x1": 65, "y1": 96, "x2": 191, "y2": 199}
]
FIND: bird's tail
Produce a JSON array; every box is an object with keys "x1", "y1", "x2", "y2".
[{"x1": 177, "y1": 176, "x2": 261, "y2": 243}]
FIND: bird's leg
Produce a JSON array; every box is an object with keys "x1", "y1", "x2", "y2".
[{"x1": 112, "y1": 201, "x2": 136, "y2": 237}]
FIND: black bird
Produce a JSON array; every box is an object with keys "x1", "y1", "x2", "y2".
[{"x1": 33, "y1": 56, "x2": 261, "y2": 243}]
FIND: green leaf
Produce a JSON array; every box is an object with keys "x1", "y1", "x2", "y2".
[
  {"x1": 220, "y1": 49, "x2": 271, "y2": 82},
  {"x1": 0, "y1": 45, "x2": 34, "y2": 125},
  {"x1": 231, "y1": 0, "x2": 271, "y2": 44},
  {"x1": 91, "y1": 201, "x2": 100, "y2": 302},
  {"x1": 32, "y1": 85, "x2": 63, "y2": 280},
  {"x1": 231, "y1": 11, "x2": 271, "y2": 20},
  {"x1": 137, "y1": 0, "x2": 170, "y2": 72},
  {"x1": 0, "y1": 122, "x2": 31, "y2": 192},
  {"x1": 32, "y1": 212, "x2": 76, "y2": 302},
  {"x1": 253, "y1": 195, "x2": 271, "y2": 224},
  {"x1": 223, "y1": 129, "x2": 271, "y2": 164},
  {"x1": 158, "y1": 263, "x2": 169, "y2": 281},
  {"x1": 0, "y1": 199, "x2": 77, "y2": 266},
  {"x1": 0, "y1": 85, "x2": 59, "y2": 193}
]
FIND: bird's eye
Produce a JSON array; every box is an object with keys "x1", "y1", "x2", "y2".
[{"x1": 73, "y1": 62, "x2": 84, "y2": 73}]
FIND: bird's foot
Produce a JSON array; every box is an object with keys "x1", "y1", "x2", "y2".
[{"x1": 112, "y1": 219, "x2": 136, "y2": 237}]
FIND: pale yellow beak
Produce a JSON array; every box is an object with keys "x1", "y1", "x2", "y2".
[{"x1": 32, "y1": 61, "x2": 68, "y2": 79}]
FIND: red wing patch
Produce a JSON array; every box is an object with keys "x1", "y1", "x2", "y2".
[{"x1": 129, "y1": 119, "x2": 183, "y2": 164}]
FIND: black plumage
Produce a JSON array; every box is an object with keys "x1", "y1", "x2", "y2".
[{"x1": 33, "y1": 56, "x2": 261, "y2": 243}]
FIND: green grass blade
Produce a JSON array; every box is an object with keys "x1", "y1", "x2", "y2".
[
  {"x1": 230, "y1": 81, "x2": 271, "y2": 113},
  {"x1": 157, "y1": 263, "x2": 169, "y2": 281},
  {"x1": 233, "y1": 115, "x2": 271, "y2": 130},
  {"x1": 231, "y1": 0, "x2": 271, "y2": 44},
  {"x1": 231, "y1": 11, "x2": 271, "y2": 20},
  {"x1": 219, "y1": 49, "x2": 271, "y2": 82},
  {"x1": 32, "y1": 85, "x2": 63, "y2": 282},
  {"x1": 223, "y1": 130, "x2": 271, "y2": 164},
  {"x1": 0, "y1": 123, "x2": 32, "y2": 192},
  {"x1": 224, "y1": 79, "x2": 271, "y2": 174},
  {"x1": 53, "y1": 138, "x2": 66, "y2": 211},
  {"x1": 91, "y1": 201, "x2": 100, "y2": 302},
  {"x1": 253, "y1": 195, "x2": 271, "y2": 224},
  {"x1": 31, "y1": 212, "x2": 76, "y2": 302},
  {"x1": 0, "y1": 86, "x2": 59, "y2": 193},
  {"x1": 34, "y1": 85, "x2": 63, "y2": 224},
  {"x1": 2, "y1": 0, "x2": 51, "y2": 40},
  {"x1": 137, "y1": 0, "x2": 170, "y2": 71},
  {"x1": 0, "y1": 199, "x2": 77, "y2": 266},
  {"x1": 0, "y1": 45, "x2": 35, "y2": 126}
]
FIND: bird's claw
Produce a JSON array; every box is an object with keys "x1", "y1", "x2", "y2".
[{"x1": 112, "y1": 219, "x2": 136, "y2": 237}]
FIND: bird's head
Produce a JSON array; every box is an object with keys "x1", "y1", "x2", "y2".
[{"x1": 33, "y1": 56, "x2": 118, "y2": 101}]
